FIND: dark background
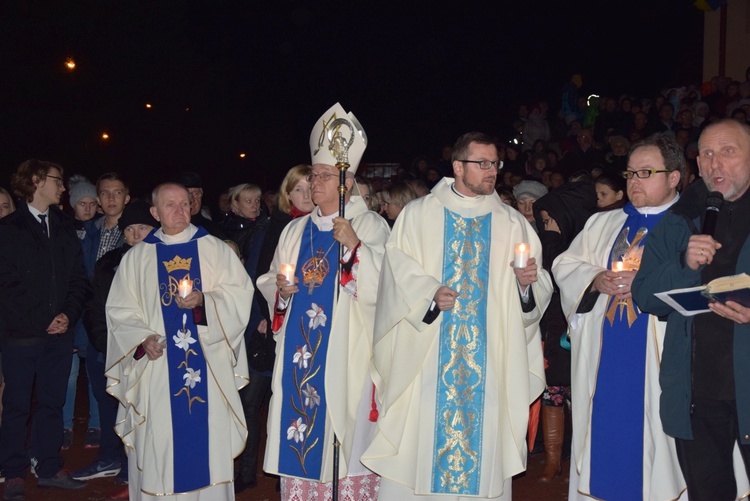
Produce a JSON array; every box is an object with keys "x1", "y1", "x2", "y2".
[{"x1": 0, "y1": 1, "x2": 704, "y2": 200}]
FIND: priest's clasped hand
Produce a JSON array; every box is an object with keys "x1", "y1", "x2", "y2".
[
  {"x1": 592, "y1": 269, "x2": 636, "y2": 297},
  {"x1": 175, "y1": 290, "x2": 203, "y2": 309}
]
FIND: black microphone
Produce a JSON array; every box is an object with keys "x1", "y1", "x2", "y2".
[{"x1": 702, "y1": 191, "x2": 724, "y2": 236}]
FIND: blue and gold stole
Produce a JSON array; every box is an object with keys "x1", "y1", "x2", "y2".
[
  {"x1": 147, "y1": 227, "x2": 210, "y2": 493},
  {"x1": 432, "y1": 209, "x2": 491, "y2": 495},
  {"x1": 277, "y1": 219, "x2": 337, "y2": 480}
]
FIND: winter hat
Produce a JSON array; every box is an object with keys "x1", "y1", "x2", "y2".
[
  {"x1": 67, "y1": 174, "x2": 97, "y2": 207},
  {"x1": 173, "y1": 171, "x2": 203, "y2": 189},
  {"x1": 513, "y1": 180, "x2": 548, "y2": 201},
  {"x1": 118, "y1": 199, "x2": 159, "y2": 232}
]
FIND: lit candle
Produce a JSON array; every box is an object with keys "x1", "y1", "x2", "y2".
[
  {"x1": 612, "y1": 261, "x2": 624, "y2": 272},
  {"x1": 514, "y1": 243, "x2": 530, "y2": 269},
  {"x1": 178, "y1": 278, "x2": 193, "y2": 298},
  {"x1": 281, "y1": 263, "x2": 295, "y2": 284}
]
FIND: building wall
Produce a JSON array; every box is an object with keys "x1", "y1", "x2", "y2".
[{"x1": 703, "y1": 0, "x2": 750, "y2": 82}]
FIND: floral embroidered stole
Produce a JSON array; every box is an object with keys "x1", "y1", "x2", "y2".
[{"x1": 277, "y1": 221, "x2": 337, "y2": 480}]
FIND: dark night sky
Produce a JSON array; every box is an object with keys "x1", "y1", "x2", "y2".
[{"x1": 0, "y1": 1, "x2": 703, "y2": 199}]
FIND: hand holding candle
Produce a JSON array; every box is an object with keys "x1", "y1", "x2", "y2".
[
  {"x1": 609, "y1": 260, "x2": 637, "y2": 295},
  {"x1": 281, "y1": 263, "x2": 295, "y2": 285},
  {"x1": 178, "y1": 278, "x2": 193, "y2": 298},
  {"x1": 514, "y1": 243, "x2": 530, "y2": 269}
]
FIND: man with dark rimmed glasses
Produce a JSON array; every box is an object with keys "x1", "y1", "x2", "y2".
[
  {"x1": 554, "y1": 132, "x2": 686, "y2": 500},
  {"x1": 363, "y1": 131, "x2": 553, "y2": 500}
]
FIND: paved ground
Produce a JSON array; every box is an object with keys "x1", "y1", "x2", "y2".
[{"x1": 4, "y1": 371, "x2": 570, "y2": 500}]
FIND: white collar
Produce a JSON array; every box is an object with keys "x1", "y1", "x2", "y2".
[
  {"x1": 312, "y1": 201, "x2": 353, "y2": 231},
  {"x1": 155, "y1": 224, "x2": 198, "y2": 243},
  {"x1": 635, "y1": 193, "x2": 680, "y2": 215},
  {"x1": 27, "y1": 205, "x2": 48, "y2": 219},
  {"x1": 450, "y1": 182, "x2": 483, "y2": 200}
]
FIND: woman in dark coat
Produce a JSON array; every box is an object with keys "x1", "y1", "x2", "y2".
[
  {"x1": 82, "y1": 199, "x2": 159, "y2": 498},
  {"x1": 532, "y1": 179, "x2": 598, "y2": 483}
]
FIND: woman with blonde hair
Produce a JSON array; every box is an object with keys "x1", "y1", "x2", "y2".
[
  {"x1": 218, "y1": 183, "x2": 265, "y2": 261},
  {"x1": 384, "y1": 181, "x2": 417, "y2": 224},
  {"x1": 354, "y1": 176, "x2": 378, "y2": 212}
]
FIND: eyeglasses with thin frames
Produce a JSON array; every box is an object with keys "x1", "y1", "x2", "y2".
[
  {"x1": 46, "y1": 174, "x2": 64, "y2": 187},
  {"x1": 306, "y1": 172, "x2": 337, "y2": 183},
  {"x1": 621, "y1": 169, "x2": 670, "y2": 179},
  {"x1": 459, "y1": 160, "x2": 502, "y2": 170}
]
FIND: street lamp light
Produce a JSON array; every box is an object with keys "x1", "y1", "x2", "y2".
[{"x1": 65, "y1": 57, "x2": 76, "y2": 71}]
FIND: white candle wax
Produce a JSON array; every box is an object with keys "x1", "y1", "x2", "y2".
[
  {"x1": 514, "y1": 243, "x2": 530, "y2": 269},
  {"x1": 178, "y1": 278, "x2": 193, "y2": 298},
  {"x1": 612, "y1": 261, "x2": 624, "y2": 272},
  {"x1": 281, "y1": 263, "x2": 295, "y2": 284}
]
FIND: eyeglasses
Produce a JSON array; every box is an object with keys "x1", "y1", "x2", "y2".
[
  {"x1": 621, "y1": 169, "x2": 671, "y2": 179},
  {"x1": 46, "y1": 174, "x2": 64, "y2": 186},
  {"x1": 307, "y1": 172, "x2": 337, "y2": 183},
  {"x1": 459, "y1": 160, "x2": 502, "y2": 170}
]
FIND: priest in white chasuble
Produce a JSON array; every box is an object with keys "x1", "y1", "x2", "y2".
[
  {"x1": 362, "y1": 131, "x2": 553, "y2": 501},
  {"x1": 257, "y1": 103, "x2": 390, "y2": 501},
  {"x1": 106, "y1": 183, "x2": 253, "y2": 500},
  {"x1": 552, "y1": 133, "x2": 688, "y2": 501}
]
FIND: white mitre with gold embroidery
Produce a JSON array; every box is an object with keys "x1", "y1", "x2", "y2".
[{"x1": 309, "y1": 102, "x2": 367, "y2": 175}]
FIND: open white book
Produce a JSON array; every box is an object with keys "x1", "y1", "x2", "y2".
[{"x1": 654, "y1": 273, "x2": 750, "y2": 317}]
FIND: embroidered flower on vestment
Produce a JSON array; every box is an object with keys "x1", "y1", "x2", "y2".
[
  {"x1": 306, "y1": 303, "x2": 327, "y2": 330},
  {"x1": 287, "y1": 417, "x2": 307, "y2": 443},
  {"x1": 293, "y1": 345, "x2": 312, "y2": 369},
  {"x1": 173, "y1": 328, "x2": 196, "y2": 351},
  {"x1": 183, "y1": 368, "x2": 201, "y2": 388},
  {"x1": 302, "y1": 383, "x2": 320, "y2": 408}
]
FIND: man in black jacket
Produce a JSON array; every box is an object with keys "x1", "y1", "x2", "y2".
[{"x1": 0, "y1": 159, "x2": 90, "y2": 500}]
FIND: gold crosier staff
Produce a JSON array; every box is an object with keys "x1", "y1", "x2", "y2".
[{"x1": 325, "y1": 116, "x2": 356, "y2": 501}]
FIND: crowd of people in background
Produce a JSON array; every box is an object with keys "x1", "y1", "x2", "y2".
[{"x1": 1, "y1": 68, "x2": 750, "y2": 501}]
